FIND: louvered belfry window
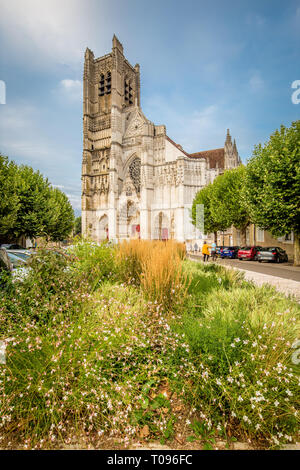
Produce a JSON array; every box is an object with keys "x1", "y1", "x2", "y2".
[{"x1": 99, "y1": 72, "x2": 111, "y2": 96}]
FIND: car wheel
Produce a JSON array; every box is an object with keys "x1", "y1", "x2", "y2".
[
  {"x1": 258, "y1": 260, "x2": 262, "y2": 263},
  {"x1": 238, "y1": 258, "x2": 242, "y2": 261}
]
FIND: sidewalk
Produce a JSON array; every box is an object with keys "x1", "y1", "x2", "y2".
[
  {"x1": 232, "y1": 267, "x2": 300, "y2": 302},
  {"x1": 188, "y1": 253, "x2": 300, "y2": 302}
]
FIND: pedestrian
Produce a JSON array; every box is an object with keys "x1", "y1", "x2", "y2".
[
  {"x1": 211, "y1": 240, "x2": 217, "y2": 261},
  {"x1": 202, "y1": 240, "x2": 210, "y2": 262},
  {"x1": 194, "y1": 242, "x2": 198, "y2": 254}
]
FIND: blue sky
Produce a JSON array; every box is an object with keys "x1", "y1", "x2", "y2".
[{"x1": 0, "y1": 0, "x2": 299, "y2": 215}]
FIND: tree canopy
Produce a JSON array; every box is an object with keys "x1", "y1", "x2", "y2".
[
  {"x1": 0, "y1": 154, "x2": 74, "y2": 242},
  {"x1": 244, "y1": 120, "x2": 300, "y2": 264},
  {"x1": 191, "y1": 166, "x2": 251, "y2": 243}
]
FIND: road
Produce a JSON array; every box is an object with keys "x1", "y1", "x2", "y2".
[{"x1": 188, "y1": 254, "x2": 300, "y2": 282}]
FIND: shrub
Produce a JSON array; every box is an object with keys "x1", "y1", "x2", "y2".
[
  {"x1": 0, "y1": 248, "x2": 89, "y2": 331},
  {"x1": 181, "y1": 285, "x2": 300, "y2": 447},
  {"x1": 0, "y1": 282, "x2": 190, "y2": 448},
  {"x1": 70, "y1": 239, "x2": 117, "y2": 290}
]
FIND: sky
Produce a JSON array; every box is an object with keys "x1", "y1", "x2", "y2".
[{"x1": 0, "y1": 0, "x2": 299, "y2": 215}]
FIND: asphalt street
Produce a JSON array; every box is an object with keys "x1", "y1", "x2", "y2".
[{"x1": 188, "y1": 254, "x2": 300, "y2": 282}]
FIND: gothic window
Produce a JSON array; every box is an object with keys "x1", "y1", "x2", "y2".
[
  {"x1": 99, "y1": 72, "x2": 111, "y2": 96},
  {"x1": 99, "y1": 74, "x2": 105, "y2": 96},
  {"x1": 124, "y1": 77, "x2": 133, "y2": 105},
  {"x1": 106, "y1": 71, "x2": 111, "y2": 94},
  {"x1": 129, "y1": 158, "x2": 141, "y2": 194}
]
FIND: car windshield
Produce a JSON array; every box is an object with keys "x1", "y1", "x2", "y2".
[
  {"x1": 7, "y1": 252, "x2": 26, "y2": 267},
  {"x1": 265, "y1": 247, "x2": 277, "y2": 252},
  {"x1": 9, "y1": 251, "x2": 30, "y2": 260},
  {"x1": 240, "y1": 247, "x2": 251, "y2": 250}
]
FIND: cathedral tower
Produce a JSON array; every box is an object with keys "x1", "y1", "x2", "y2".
[{"x1": 82, "y1": 35, "x2": 141, "y2": 240}]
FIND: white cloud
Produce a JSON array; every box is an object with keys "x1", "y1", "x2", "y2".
[
  {"x1": 0, "y1": 102, "x2": 80, "y2": 186},
  {"x1": 58, "y1": 79, "x2": 82, "y2": 102},
  {"x1": 66, "y1": 193, "x2": 81, "y2": 210},
  {"x1": 0, "y1": 0, "x2": 111, "y2": 69},
  {"x1": 144, "y1": 94, "x2": 230, "y2": 153}
]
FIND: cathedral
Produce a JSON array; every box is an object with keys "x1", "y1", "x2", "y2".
[{"x1": 81, "y1": 36, "x2": 241, "y2": 243}]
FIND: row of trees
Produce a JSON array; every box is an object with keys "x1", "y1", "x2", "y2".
[
  {"x1": 0, "y1": 154, "x2": 75, "y2": 243},
  {"x1": 191, "y1": 121, "x2": 300, "y2": 265}
]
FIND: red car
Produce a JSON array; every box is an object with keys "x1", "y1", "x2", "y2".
[{"x1": 237, "y1": 246, "x2": 263, "y2": 261}]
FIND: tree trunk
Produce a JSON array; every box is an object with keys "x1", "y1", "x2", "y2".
[
  {"x1": 241, "y1": 227, "x2": 247, "y2": 246},
  {"x1": 294, "y1": 232, "x2": 300, "y2": 266},
  {"x1": 214, "y1": 231, "x2": 217, "y2": 243}
]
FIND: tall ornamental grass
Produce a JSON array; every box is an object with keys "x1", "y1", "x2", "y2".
[{"x1": 117, "y1": 240, "x2": 189, "y2": 309}]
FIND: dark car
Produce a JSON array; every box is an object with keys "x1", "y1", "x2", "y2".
[
  {"x1": 220, "y1": 246, "x2": 240, "y2": 259},
  {"x1": 238, "y1": 246, "x2": 263, "y2": 261},
  {"x1": 215, "y1": 246, "x2": 222, "y2": 258},
  {"x1": 257, "y1": 247, "x2": 288, "y2": 263}
]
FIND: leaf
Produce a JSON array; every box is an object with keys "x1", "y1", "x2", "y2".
[
  {"x1": 203, "y1": 442, "x2": 214, "y2": 450},
  {"x1": 186, "y1": 435, "x2": 197, "y2": 442}
]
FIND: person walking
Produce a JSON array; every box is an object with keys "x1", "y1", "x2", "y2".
[
  {"x1": 194, "y1": 242, "x2": 198, "y2": 254},
  {"x1": 211, "y1": 241, "x2": 217, "y2": 261},
  {"x1": 202, "y1": 241, "x2": 210, "y2": 262}
]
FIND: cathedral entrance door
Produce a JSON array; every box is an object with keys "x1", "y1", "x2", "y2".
[{"x1": 99, "y1": 214, "x2": 109, "y2": 241}]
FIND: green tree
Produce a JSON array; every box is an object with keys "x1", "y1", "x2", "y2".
[
  {"x1": 191, "y1": 183, "x2": 227, "y2": 242},
  {"x1": 13, "y1": 165, "x2": 52, "y2": 240},
  {"x1": 47, "y1": 188, "x2": 75, "y2": 242},
  {"x1": 1, "y1": 156, "x2": 75, "y2": 243},
  {"x1": 74, "y1": 216, "x2": 82, "y2": 236},
  {"x1": 211, "y1": 165, "x2": 250, "y2": 245},
  {"x1": 0, "y1": 155, "x2": 19, "y2": 237},
  {"x1": 244, "y1": 121, "x2": 300, "y2": 265}
]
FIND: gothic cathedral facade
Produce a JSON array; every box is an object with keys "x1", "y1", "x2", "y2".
[{"x1": 82, "y1": 36, "x2": 241, "y2": 242}]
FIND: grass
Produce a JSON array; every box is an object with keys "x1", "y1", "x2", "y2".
[{"x1": 0, "y1": 240, "x2": 299, "y2": 449}]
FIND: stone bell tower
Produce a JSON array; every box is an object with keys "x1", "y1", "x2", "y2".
[
  {"x1": 224, "y1": 129, "x2": 240, "y2": 169},
  {"x1": 81, "y1": 35, "x2": 141, "y2": 240}
]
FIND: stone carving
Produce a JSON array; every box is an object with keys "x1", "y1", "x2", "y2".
[
  {"x1": 124, "y1": 110, "x2": 146, "y2": 138},
  {"x1": 95, "y1": 57, "x2": 112, "y2": 77},
  {"x1": 129, "y1": 158, "x2": 141, "y2": 194}
]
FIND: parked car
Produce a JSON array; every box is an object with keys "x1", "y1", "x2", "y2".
[
  {"x1": 237, "y1": 246, "x2": 263, "y2": 261},
  {"x1": 220, "y1": 246, "x2": 240, "y2": 259},
  {"x1": 7, "y1": 250, "x2": 31, "y2": 261},
  {"x1": 0, "y1": 243, "x2": 24, "y2": 250},
  {"x1": 215, "y1": 246, "x2": 222, "y2": 258},
  {"x1": 257, "y1": 247, "x2": 288, "y2": 263},
  {"x1": 6, "y1": 251, "x2": 28, "y2": 269}
]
